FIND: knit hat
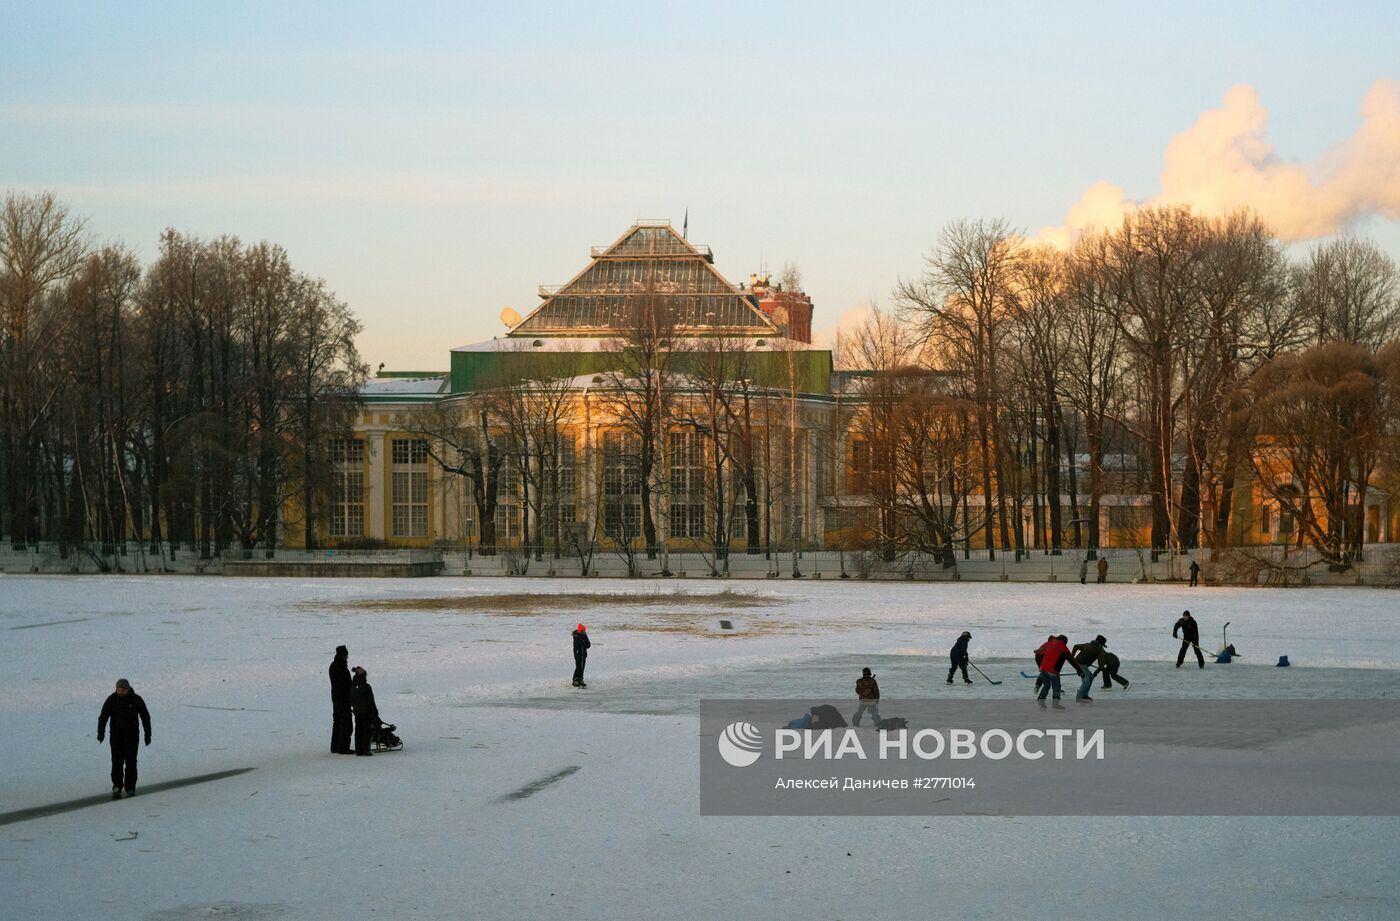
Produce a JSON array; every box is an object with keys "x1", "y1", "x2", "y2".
[
  {"x1": 862, "y1": 667, "x2": 872, "y2": 676},
  {"x1": 115, "y1": 678, "x2": 131, "y2": 690},
  {"x1": 335, "y1": 645, "x2": 348, "y2": 656},
  {"x1": 961, "y1": 631, "x2": 972, "y2": 639},
  {"x1": 577, "y1": 623, "x2": 586, "y2": 632}
]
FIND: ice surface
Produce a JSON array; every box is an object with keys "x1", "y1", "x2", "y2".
[{"x1": 2, "y1": 576, "x2": 1398, "y2": 919}]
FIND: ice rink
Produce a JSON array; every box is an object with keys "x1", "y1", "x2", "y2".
[{"x1": 3, "y1": 576, "x2": 1397, "y2": 920}]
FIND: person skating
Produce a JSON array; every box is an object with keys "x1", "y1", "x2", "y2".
[
  {"x1": 1096, "y1": 557, "x2": 1109, "y2": 584},
  {"x1": 1033, "y1": 634, "x2": 1076, "y2": 696},
  {"x1": 97, "y1": 678, "x2": 151, "y2": 798},
  {"x1": 1188, "y1": 559, "x2": 1201, "y2": 587},
  {"x1": 1079, "y1": 558, "x2": 1088, "y2": 585},
  {"x1": 1034, "y1": 635, "x2": 1073, "y2": 708},
  {"x1": 1070, "y1": 635, "x2": 1110, "y2": 701},
  {"x1": 852, "y1": 667, "x2": 881, "y2": 727},
  {"x1": 1173, "y1": 610, "x2": 1205, "y2": 668},
  {"x1": 572, "y1": 623, "x2": 591, "y2": 688},
  {"x1": 330, "y1": 644, "x2": 353, "y2": 754},
  {"x1": 1100, "y1": 652, "x2": 1130, "y2": 691},
  {"x1": 350, "y1": 666, "x2": 380, "y2": 756},
  {"x1": 947, "y1": 631, "x2": 973, "y2": 684}
]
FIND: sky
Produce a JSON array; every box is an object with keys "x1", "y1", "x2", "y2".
[{"x1": 3, "y1": 1, "x2": 1399, "y2": 371}]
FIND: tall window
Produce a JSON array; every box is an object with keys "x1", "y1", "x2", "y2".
[
  {"x1": 328, "y1": 438, "x2": 365, "y2": 537},
  {"x1": 391, "y1": 438, "x2": 429, "y2": 538},
  {"x1": 669, "y1": 430, "x2": 705, "y2": 539},
  {"x1": 603, "y1": 431, "x2": 641, "y2": 540}
]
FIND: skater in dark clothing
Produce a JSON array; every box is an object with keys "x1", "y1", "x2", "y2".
[
  {"x1": 1100, "y1": 652, "x2": 1130, "y2": 690},
  {"x1": 852, "y1": 668, "x2": 881, "y2": 726},
  {"x1": 947, "y1": 631, "x2": 973, "y2": 684},
  {"x1": 1035, "y1": 636, "x2": 1073, "y2": 707},
  {"x1": 1079, "y1": 559, "x2": 1088, "y2": 584},
  {"x1": 1173, "y1": 610, "x2": 1205, "y2": 668},
  {"x1": 97, "y1": 678, "x2": 151, "y2": 798},
  {"x1": 1188, "y1": 560, "x2": 1201, "y2": 587},
  {"x1": 1096, "y1": 557, "x2": 1109, "y2": 583},
  {"x1": 330, "y1": 645, "x2": 353, "y2": 754},
  {"x1": 572, "y1": 623, "x2": 591, "y2": 688},
  {"x1": 350, "y1": 667, "x2": 380, "y2": 756},
  {"x1": 1071, "y1": 635, "x2": 1109, "y2": 700}
]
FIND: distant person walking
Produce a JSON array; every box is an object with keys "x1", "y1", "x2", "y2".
[
  {"x1": 947, "y1": 631, "x2": 973, "y2": 685},
  {"x1": 1189, "y1": 560, "x2": 1201, "y2": 587},
  {"x1": 1071, "y1": 635, "x2": 1110, "y2": 701},
  {"x1": 1173, "y1": 610, "x2": 1205, "y2": 669},
  {"x1": 572, "y1": 623, "x2": 591, "y2": 688},
  {"x1": 330, "y1": 644, "x2": 353, "y2": 754},
  {"x1": 351, "y1": 666, "x2": 380, "y2": 756},
  {"x1": 1079, "y1": 559, "x2": 1088, "y2": 585},
  {"x1": 852, "y1": 667, "x2": 881, "y2": 727},
  {"x1": 1035, "y1": 635, "x2": 1073, "y2": 708},
  {"x1": 97, "y1": 678, "x2": 152, "y2": 799},
  {"x1": 1096, "y1": 557, "x2": 1109, "y2": 584},
  {"x1": 1100, "y1": 652, "x2": 1131, "y2": 691}
]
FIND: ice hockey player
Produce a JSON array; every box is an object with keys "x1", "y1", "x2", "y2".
[
  {"x1": 947, "y1": 631, "x2": 973, "y2": 685},
  {"x1": 1070, "y1": 635, "x2": 1110, "y2": 701},
  {"x1": 1034, "y1": 635, "x2": 1073, "y2": 708},
  {"x1": 1173, "y1": 610, "x2": 1205, "y2": 668},
  {"x1": 1100, "y1": 652, "x2": 1130, "y2": 691}
]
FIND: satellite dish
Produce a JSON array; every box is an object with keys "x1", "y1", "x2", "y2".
[{"x1": 500, "y1": 307, "x2": 522, "y2": 328}]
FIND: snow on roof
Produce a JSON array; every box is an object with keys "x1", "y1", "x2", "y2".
[{"x1": 360, "y1": 376, "x2": 448, "y2": 396}]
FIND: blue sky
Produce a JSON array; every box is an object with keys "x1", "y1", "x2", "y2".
[{"x1": 4, "y1": 1, "x2": 1398, "y2": 369}]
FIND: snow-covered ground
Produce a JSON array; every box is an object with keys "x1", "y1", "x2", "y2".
[{"x1": 2, "y1": 576, "x2": 1398, "y2": 920}]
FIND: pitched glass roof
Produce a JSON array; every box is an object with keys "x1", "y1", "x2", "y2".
[{"x1": 511, "y1": 222, "x2": 779, "y2": 337}]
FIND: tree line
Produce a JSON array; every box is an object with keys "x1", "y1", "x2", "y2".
[
  {"x1": 0, "y1": 192, "x2": 366, "y2": 564},
  {"x1": 846, "y1": 206, "x2": 1400, "y2": 565}
]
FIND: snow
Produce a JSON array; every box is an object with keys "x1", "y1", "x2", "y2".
[{"x1": 2, "y1": 576, "x2": 1399, "y2": 919}]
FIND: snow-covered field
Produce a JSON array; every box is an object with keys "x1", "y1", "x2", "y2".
[{"x1": 2, "y1": 576, "x2": 1398, "y2": 920}]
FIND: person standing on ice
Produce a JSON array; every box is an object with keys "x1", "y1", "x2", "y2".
[
  {"x1": 1034, "y1": 635, "x2": 1072, "y2": 708},
  {"x1": 947, "y1": 631, "x2": 973, "y2": 685},
  {"x1": 1070, "y1": 635, "x2": 1109, "y2": 701},
  {"x1": 1033, "y1": 633, "x2": 1077, "y2": 695},
  {"x1": 1096, "y1": 557, "x2": 1109, "y2": 583},
  {"x1": 1079, "y1": 558, "x2": 1088, "y2": 584},
  {"x1": 852, "y1": 667, "x2": 881, "y2": 726},
  {"x1": 1173, "y1": 610, "x2": 1205, "y2": 668},
  {"x1": 351, "y1": 666, "x2": 380, "y2": 756},
  {"x1": 97, "y1": 678, "x2": 151, "y2": 799},
  {"x1": 330, "y1": 644, "x2": 353, "y2": 754},
  {"x1": 1188, "y1": 559, "x2": 1201, "y2": 587},
  {"x1": 572, "y1": 623, "x2": 591, "y2": 688}
]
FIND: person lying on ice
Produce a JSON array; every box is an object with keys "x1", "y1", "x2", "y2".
[
  {"x1": 852, "y1": 668, "x2": 881, "y2": 727},
  {"x1": 947, "y1": 631, "x2": 973, "y2": 685},
  {"x1": 1070, "y1": 635, "x2": 1110, "y2": 701}
]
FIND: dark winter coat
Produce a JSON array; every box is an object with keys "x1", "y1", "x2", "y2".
[
  {"x1": 1173, "y1": 617, "x2": 1200, "y2": 644},
  {"x1": 1103, "y1": 652, "x2": 1120, "y2": 673},
  {"x1": 99, "y1": 691, "x2": 152, "y2": 741},
  {"x1": 573, "y1": 630, "x2": 591, "y2": 658},
  {"x1": 330, "y1": 655, "x2": 351, "y2": 703},
  {"x1": 950, "y1": 635, "x2": 971, "y2": 662},
  {"x1": 855, "y1": 676, "x2": 879, "y2": 700},
  {"x1": 351, "y1": 674, "x2": 380, "y2": 725},
  {"x1": 809, "y1": 704, "x2": 847, "y2": 730},
  {"x1": 1071, "y1": 640, "x2": 1108, "y2": 669}
]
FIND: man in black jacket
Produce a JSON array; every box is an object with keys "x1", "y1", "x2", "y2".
[
  {"x1": 1173, "y1": 610, "x2": 1205, "y2": 668},
  {"x1": 330, "y1": 645, "x2": 352, "y2": 754},
  {"x1": 947, "y1": 631, "x2": 973, "y2": 685},
  {"x1": 572, "y1": 623, "x2": 591, "y2": 688},
  {"x1": 98, "y1": 678, "x2": 152, "y2": 798},
  {"x1": 351, "y1": 667, "x2": 380, "y2": 756}
]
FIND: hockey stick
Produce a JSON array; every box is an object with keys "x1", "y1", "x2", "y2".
[{"x1": 968, "y1": 662, "x2": 1002, "y2": 685}]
